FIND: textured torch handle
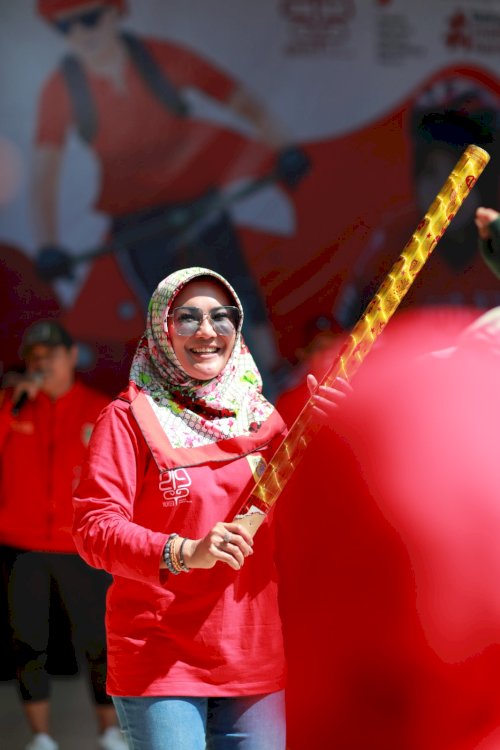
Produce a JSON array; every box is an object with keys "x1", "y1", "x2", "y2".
[{"x1": 235, "y1": 144, "x2": 490, "y2": 534}]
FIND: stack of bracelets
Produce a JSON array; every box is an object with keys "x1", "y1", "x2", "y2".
[{"x1": 163, "y1": 533, "x2": 190, "y2": 574}]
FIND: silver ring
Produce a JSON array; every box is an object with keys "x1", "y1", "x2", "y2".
[{"x1": 222, "y1": 532, "x2": 231, "y2": 544}]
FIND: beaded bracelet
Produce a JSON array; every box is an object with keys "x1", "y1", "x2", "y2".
[
  {"x1": 178, "y1": 537, "x2": 191, "y2": 573},
  {"x1": 169, "y1": 535, "x2": 183, "y2": 574},
  {"x1": 163, "y1": 533, "x2": 180, "y2": 575},
  {"x1": 163, "y1": 534, "x2": 191, "y2": 574}
]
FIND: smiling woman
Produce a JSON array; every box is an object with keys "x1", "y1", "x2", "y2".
[
  {"x1": 72, "y1": 266, "x2": 289, "y2": 750},
  {"x1": 166, "y1": 278, "x2": 238, "y2": 381}
]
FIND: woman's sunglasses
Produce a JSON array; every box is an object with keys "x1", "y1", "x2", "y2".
[{"x1": 167, "y1": 306, "x2": 241, "y2": 337}]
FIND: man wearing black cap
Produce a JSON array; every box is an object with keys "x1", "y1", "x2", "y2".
[{"x1": 0, "y1": 321, "x2": 126, "y2": 750}]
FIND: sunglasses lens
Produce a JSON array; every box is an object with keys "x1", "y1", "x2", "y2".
[
  {"x1": 53, "y1": 18, "x2": 71, "y2": 33},
  {"x1": 53, "y1": 7, "x2": 105, "y2": 33},
  {"x1": 172, "y1": 308, "x2": 203, "y2": 336},
  {"x1": 210, "y1": 308, "x2": 240, "y2": 335},
  {"x1": 171, "y1": 307, "x2": 240, "y2": 336},
  {"x1": 81, "y1": 8, "x2": 106, "y2": 27}
]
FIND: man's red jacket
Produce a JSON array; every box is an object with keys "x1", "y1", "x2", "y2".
[{"x1": 0, "y1": 380, "x2": 108, "y2": 552}]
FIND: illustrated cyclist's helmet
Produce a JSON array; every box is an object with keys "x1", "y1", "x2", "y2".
[{"x1": 37, "y1": 0, "x2": 127, "y2": 20}]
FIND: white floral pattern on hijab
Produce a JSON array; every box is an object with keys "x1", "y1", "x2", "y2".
[{"x1": 129, "y1": 267, "x2": 275, "y2": 448}]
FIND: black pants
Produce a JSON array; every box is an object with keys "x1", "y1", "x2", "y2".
[{"x1": 1, "y1": 547, "x2": 112, "y2": 705}]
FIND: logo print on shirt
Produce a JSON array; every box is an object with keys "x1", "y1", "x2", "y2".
[{"x1": 159, "y1": 468, "x2": 192, "y2": 507}]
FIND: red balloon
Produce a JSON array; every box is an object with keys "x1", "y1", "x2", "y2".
[{"x1": 276, "y1": 308, "x2": 500, "y2": 750}]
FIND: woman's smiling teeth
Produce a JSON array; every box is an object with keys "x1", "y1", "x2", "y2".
[{"x1": 190, "y1": 346, "x2": 219, "y2": 354}]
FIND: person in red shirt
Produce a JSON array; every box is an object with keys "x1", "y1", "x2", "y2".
[
  {"x1": 32, "y1": 0, "x2": 310, "y2": 396},
  {"x1": 0, "y1": 320, "x2": 126, "y2": 750},
  {"x1": 72, "y1": 266, "x2": 286, "y2": 748},
  {"x1": 72, "y1": 266, "x2": 341, "y2": 748}
]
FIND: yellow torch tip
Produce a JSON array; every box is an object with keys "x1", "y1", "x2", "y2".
[{"x1": 465, "y1": 143, "x2": 491, "y2": 166}]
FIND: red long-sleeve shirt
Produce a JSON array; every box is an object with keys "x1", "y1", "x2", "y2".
[
  {"x1": 72, "y1": 385, "x2": 287, "y2": 697},
  {"x1": 0, "y1": 380, "x2": 109, "y2": 552}
]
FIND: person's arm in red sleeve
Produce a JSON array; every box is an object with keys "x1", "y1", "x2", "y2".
[
  {"x1": 73, "y1": 397, "x2": 259, "y2": 581},
  {"x1": 32, "y1": 74, "x2": 74, "y2": 281},
  {"x1": 0, "y1": 372, "x2": 44, "y2": 451},
  {"x1": 32, "y1": 74, "x2": 71, "y2": 244},
  {"x1": 72, "y1": 400, "x2": 170, "y2": 585}
]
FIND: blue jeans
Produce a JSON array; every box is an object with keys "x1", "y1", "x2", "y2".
[{"x1": 112, "y1": 690, "x2": 286, "y2": 750}]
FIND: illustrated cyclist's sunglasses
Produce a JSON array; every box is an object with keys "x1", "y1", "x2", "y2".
[
  {"x1": 51, "y1": 6, "x2": 108, "y2": 34},
  {"x1": 167, "y1": 306, "x2": 241, "y2": 337}
]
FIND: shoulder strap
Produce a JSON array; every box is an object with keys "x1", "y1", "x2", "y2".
[
  {"x1": 121, "y1": 32, "x2": 189, "y2": 118},
  {"x1": 59, "y1": 32, "x2": 189, "y2": 145},
  {"x1": 60, "y1": 54, "x2": 97, "y2": 143}
]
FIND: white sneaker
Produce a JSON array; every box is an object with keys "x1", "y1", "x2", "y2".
[
  {"x1": 98, "y1": 726, "x2": 128, "y2": 750},
  {"x1": 25, "y1": 734, "x2": 59, "y2": 750}
]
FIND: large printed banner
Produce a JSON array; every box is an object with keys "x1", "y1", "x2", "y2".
[{"x1": 0, "y1": 0, "x2": 500, "y2": 394}]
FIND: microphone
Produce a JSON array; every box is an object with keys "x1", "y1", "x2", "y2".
[{"x1": 11, "y1": 372, "x2": 44, "y2": 416}]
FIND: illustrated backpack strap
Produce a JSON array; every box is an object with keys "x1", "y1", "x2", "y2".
[
  {"x1": 121, "y1": 31, "x2": 189, "y2": 118},
  {"x1": 60, "y1": 53, "x2": 97, "y2": 143},
  {"x1": 59, "y1": 31, "x2": 189, "y2": 145}
]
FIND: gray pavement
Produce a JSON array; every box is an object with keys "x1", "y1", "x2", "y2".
[{"x1": 0, "y1": 674, "x2": 99, "y2": 750}]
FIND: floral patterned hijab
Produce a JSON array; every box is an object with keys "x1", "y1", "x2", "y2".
[{"x1": 129, "y1": 267, "x2": 276, "y2": 448}]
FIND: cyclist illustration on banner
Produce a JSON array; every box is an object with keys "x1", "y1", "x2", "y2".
[{"x1": 32, "y1": 0, "x2": 311, "y2": 395}]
